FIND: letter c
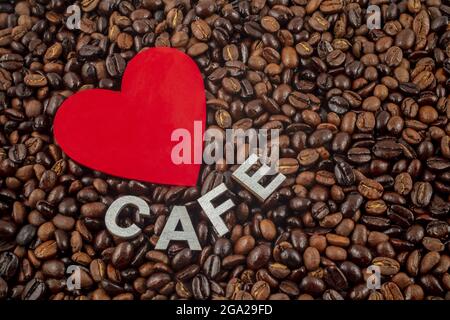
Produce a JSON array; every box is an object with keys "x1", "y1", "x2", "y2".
[{"x1": 105, "y1": 196, "x2": 150, "y2": 239}]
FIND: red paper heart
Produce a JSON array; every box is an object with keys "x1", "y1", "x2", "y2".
[{"x1": 54, "y1": 48, "x2": 205, "y2": 186}]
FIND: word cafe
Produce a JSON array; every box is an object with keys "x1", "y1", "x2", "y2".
[{"x1": 105, "y1": 154, "x2": 286, "y2": 250}]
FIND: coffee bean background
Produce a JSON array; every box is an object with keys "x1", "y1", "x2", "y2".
[{"x1": 0, "y1": 0, "x2": 450, "y2": 300}]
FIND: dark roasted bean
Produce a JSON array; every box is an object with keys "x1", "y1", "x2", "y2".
[
  {"x1": 192, "y1": 274, "x2": 210, "y2": 300},
  {"x1": 0, "y1": 252, "x2": 19, "y2": 280},
  {"x1": 21, "y1": 279, "x2": 46, "y2": 300}
]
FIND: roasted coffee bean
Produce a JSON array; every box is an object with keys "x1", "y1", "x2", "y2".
[
  {"x1": 251, "y1": 280, "x2": 270, "y2": 300},
  {"x1": 420, "y1": 274, "x2": 444, "y2": 296},
  {"x1": 394, "y1": 173, "x2": 413, "y2": 195},
  {"x1": 21, "y1": 279, "x2": 46, "y2": 300},
  {"x1": 372, "y1": 257, "x2": 400, "y2": 276},
  {"x1": 171, "y1": 248, "x2": 194, "y2": 271},
  {"x1": 192, "y1": 274, "x2": 210, "y2": 300},
  {"x1": 327, "y1": 50, "x2": 346, "y2": 67},
  {"x1": 411, "y1": 182, "x2": 433, "y2": 207},
  {"x1": 373, "y1": 140, "x2": 403, "y2": 159},
  {"x1": 309, "y1": 13, "x2": 330, "y2": 32},
  {"x1": 358, "y1": 179, "x2": 384, "y2": 200},
  {"x1": 347, "y1": 148, "x2": 371, "y2": 163},
  {"x1": 299, "y1": 276, "x2": 326, "y2": 296},
  {"x1": 191, "y1": 20, "x2": 211, "y2": 42},
  {"x1": 404, "y1": 284, "x2": 425, "y2": 300},
  {"x1": 8, "y1": 144, "x2": 27, "y2": 163},
  {"x1": 365, "y1": 200, "x2": 387, "y2": 215},
  {"x1": 326, "y1": 246, "x2": 347, "y2": 261},
  {"x1": 0, "y1": 252, "x2": 19, "y2": 280},
  {"x1": 323, "y1": 289, "x2": 344, "y2": 300},
  {"x1": 340, "y1": 193, "x2": 363, "y2": 217},
  {"x1": 303, "y1": 247, "x2": 320, "y2": 271},
  {"x1": 328, "y1": 96, "x2": 349, "y2": 114},
  {"x1": 15, "y1": 224, "x2": 36, "y2": 246},
  {"x1": 42, "y1": 260, "x2": 65, "y2": 279},
  {"x1": 348, "y1": 284, "x2": 370, "y2": 300},
  {"x1": 34, "y1": 240, "x2": 58, "y2": 260},
  {"x1": 247, "y1": 245, "x2": 271, "y2": 270},
  {"x1": 407, "y1": 250, "x2": 421, "y2": 277},
  {"x1": 324, "y1": 266, "x2": 348, "y2": 290},
  {"x1": 260, "y1": 219, "x2": 277, "y2": 241},
  {"x1": 146, "y1": 272, "x2": 171, "y2": 290},
  {"x1": 339, "y1": 261, "x2": 362, "y2": 284},
  {"x1": 298, "y1": 149, "x2": 319, "y2": 166},
  {"x1": 106, "y1": 54, "x2": 126, "y2": 78},
  {"x1": 420, "y1": 251, "x2": 440, "y2": 274},
  {"x1": 203, "y1": 254, "x2": 221, "y2": 280},
  {"x1": 0, "y1": 277, "x2": 7, "y2": 299},
  {"x1": 81, "y1": 202, "x2": 106, "y2": 218},
  {"x1": 0, "y1": 54, "x2": 23, "y2": 70},
  {"x1": 348, "y1": 245, "x2": 372, "y2": 267},
  {"x1": 90, "y1": 259, "x2": 106, "y2": 282},
  {"x1": 277, "y1": 158, "x2": 299, "y2": 175},
  {"x1": 0, "y1": 220, "x2": 16, "y2": 239},
  {"x1": 334, "y1": 161, "x2": 355, "y2": 186},
  {"x1": 24, "y1": 74, "x2": 47, "y2": 87},
  {"x1": 385, "y1": 47, "x2": 403, "y2": 67},
  {"x1": 312, "y1": 202, "x2": 330, "y2": 220},
  {"x1": 381, "y1": 282, "x2": 404, "y2": 300},
  {"x1": 111, "y1": 242, "x2": 134, "y2": 270},
  {"x1": 426, "y1": 221, "x2": 449, "y2": 239},
  {"x1": 234, "y1": 236, "x2": 255, "y2": 255},
  {"x1": 309, "y1": 129, "x2": 333, "y2": 147}
]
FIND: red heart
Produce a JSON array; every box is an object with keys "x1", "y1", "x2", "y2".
[{"x1": 54, "y1": 48, "x2": 205, "y2": 186}]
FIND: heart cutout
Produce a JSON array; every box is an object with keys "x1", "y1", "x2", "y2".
[{"x1": 54, "y1": 48, "x2": 205, "y2": 186}]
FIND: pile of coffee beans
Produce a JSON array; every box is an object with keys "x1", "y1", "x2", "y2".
[{"x1": 1, "y1": 0, "x2": 450, "y2": 300}]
